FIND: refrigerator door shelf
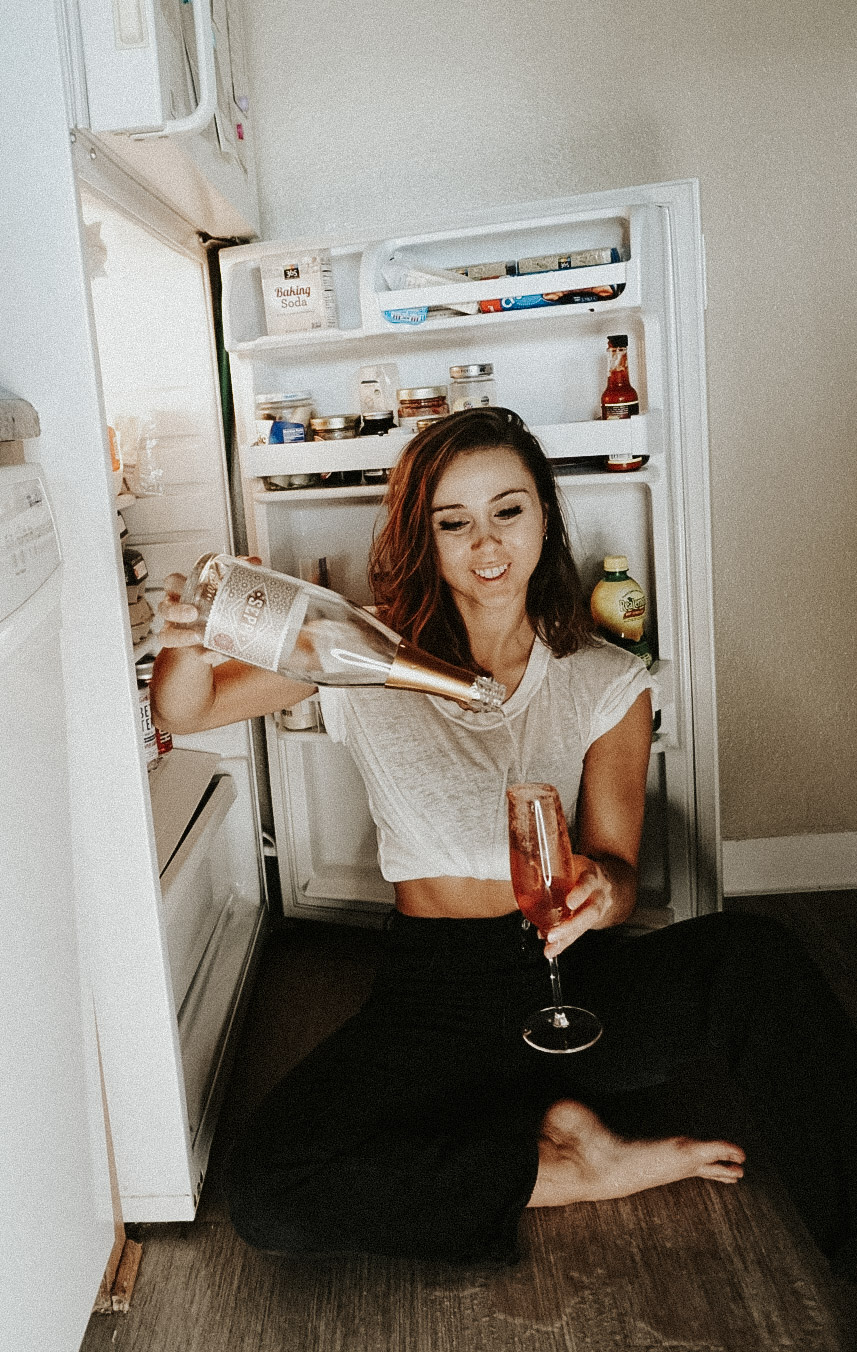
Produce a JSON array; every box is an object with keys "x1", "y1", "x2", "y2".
[
  {"x1": 159, "y1": 771, "x2": 238, "y2": 1009},
  {"x1": 219, "y1": 209, "x2": 645, "y2": 352},
  {"x1": 358, "y1": 210, "x2": 642, "y2": 334},
  {"x1": 242, "y1": 417, "x2": 651, "y2": 482},
  {"x1": 177, "y1": 895, "x2": 261, "y2": 1148},
  {"x1": 369, "y1": 260, "x2": 631, "y2": 329}
]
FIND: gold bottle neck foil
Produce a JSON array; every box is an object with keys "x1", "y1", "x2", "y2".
[{"x1": 385, "y1": 640, "x2": 505, "y2": 711}]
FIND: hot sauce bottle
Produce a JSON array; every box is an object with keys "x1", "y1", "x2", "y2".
[
  {"x1": 600, "y1": 334, "x2": 645, "y2": 471},
  {"x1": 600, "y1": 334, "x2": 639, "y2": 419}
]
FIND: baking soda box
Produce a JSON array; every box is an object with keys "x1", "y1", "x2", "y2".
[{"x1": 260, "y1": 252, "x2": 338, "y2": 335}]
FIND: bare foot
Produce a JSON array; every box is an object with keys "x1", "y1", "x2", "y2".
[{"x1": 527, "y1": 1099, "x2": 746, "y2": 1208}]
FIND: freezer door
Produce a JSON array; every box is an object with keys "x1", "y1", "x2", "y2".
[{"x1": 69, "y1": 1, "x2": 259, "y2": 235}]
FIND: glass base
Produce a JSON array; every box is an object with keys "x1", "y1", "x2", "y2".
[{"x1": 522, "y1": 1005, "x2": 603, "y2": 1054}]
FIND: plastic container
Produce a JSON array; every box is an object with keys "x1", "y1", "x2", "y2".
[
  {"x1": 257, "y1": 392, "x2": 318, "y2": 489},
  {"x1": 590, "y1": 555, "x2": 653, "y2": 668}
]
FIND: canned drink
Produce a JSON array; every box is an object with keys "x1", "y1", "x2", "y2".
[{"x1": 135, "y1": 656, "x2": 159, "y2": 769}]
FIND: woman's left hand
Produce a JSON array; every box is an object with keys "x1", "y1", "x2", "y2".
[{"x1": 540, "y1": 856, "x2": 621, "y2": 959}]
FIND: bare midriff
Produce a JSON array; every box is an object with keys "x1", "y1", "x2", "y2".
[{"x1": 395, "y1": 876, "x2": 519, "y2": 918}]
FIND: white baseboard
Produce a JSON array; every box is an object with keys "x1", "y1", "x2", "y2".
[{"x1": 722, "y1": 833, "x2": 857, "y2": 896}]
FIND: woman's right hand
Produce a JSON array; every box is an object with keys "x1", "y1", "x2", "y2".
[
  {"x1": 155, "y1": 572, "x2": 222, "y2": 663},
  {"x1": 156, "y1": 556, "x2": 262, "y2": 663}
]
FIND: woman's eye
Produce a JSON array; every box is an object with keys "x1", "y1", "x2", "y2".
[
  {"x1": 496, "y1": 504, "x2": 523, "y2": 521},
  {"x1": 437, "y1": 519, "x2": 468, "y2": 532}
]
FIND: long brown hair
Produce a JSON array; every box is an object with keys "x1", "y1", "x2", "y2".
[{"x1": 369, "y1": 408, "x2": 595, "y2": 671}]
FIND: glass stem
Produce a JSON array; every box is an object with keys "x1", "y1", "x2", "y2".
[{"x1": 547, "y1": 956, "x2": 570, "y2": 1027}]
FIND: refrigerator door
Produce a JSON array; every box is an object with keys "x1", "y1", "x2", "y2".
[
  {"x1": 74, "y1": 0, "x2": 213, "y2": 135},
  {"x1": 67, "y1": 0, "x2": 259, "y2": 236},
  {"x1": 74, "y1": 150, "x2": 269, "y2": 1218}
]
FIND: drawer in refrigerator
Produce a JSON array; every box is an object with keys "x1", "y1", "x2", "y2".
[
  {"x1": 177, "y1": 896, "x2": 260, "y2": 1142},
  {"x1": 158, "y1": 770, "x2": 238, "y2": 1009}
]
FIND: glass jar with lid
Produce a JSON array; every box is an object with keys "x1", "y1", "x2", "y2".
[
  {"x1": 397, "y1": 386, "x2": 449, "y2": 433},
  {"x1": 310, "y1": 415, "x2": 361, "y2": 486},
  {"x1": 448, "y1": 363, "x2": 496, "y2": 412},
  {"x1": 358, "y1": 410, "x2": 395, "y2": 436},
  {"x1": 255, "y1": 392, "x2": 314, "y2": 444},
  {"x1": 359, "y1": 411, "x2": 395, "y2": 485},
  {"x1": 257, "y1": 391, "x2": 319, "y2": 489}
]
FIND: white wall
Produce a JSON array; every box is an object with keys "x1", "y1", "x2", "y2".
[{"x1": 244, "y1": 0, "x2": 857, "y2": 843}]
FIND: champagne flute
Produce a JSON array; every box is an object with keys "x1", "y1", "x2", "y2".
[{"x1": 507, "y1": 783, "x2": 603, "y2": 1053}]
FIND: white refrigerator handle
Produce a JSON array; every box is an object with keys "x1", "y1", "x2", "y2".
[{"x1": 132, "y1": 0, "x2": 217, "y2": 140}]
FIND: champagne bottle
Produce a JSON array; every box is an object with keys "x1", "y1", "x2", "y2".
[
  {"x1": 179, "y1": 554, "x2": 505, "y2": 712},
  {"x1": 590, "y1": 555, "x2": 654, "y2": 668}
]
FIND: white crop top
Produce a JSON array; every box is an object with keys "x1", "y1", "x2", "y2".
[{"x1": 317, "y1": 638, "x2": 656, "y2": 884}]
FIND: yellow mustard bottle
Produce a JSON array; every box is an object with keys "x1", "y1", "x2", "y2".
[{"x1": 590, "y1": 555, "x2": 654, "y2": 668}]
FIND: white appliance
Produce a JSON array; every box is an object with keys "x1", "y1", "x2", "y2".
[
  {"x1": 2, "y1": 6, "x2": 719, "y2": 1344},
  {"x1": 0, "y1": 465, "x2": 115, "y2": 1352},
  {"x1": 4, "y1": 0, "x2": 267, "y2": 1260},
  {"x1": 221, "y1": 183, "x2": 719, "y2": 928}
]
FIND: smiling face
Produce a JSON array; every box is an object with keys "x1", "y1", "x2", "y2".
[{"x1": 430, "y1": 445, "x2": 546, "y2": 626}]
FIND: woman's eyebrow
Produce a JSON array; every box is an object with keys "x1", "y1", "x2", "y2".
[{"x1": 431, "y1": 488, "x2": 530, "y2": 514}]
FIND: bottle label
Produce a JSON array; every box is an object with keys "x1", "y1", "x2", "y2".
[
  {"x1": 204, "y1": 561, "x2": 309, "y2": 673},
  {"x1": 602, "y1": 401, "x2": 639, "y2": 419},
  {"x1": 139, "y1": 689, "x2": 158, "y2": 763},
  {"x1": 591, "y1": 581, "x2": 646, "y2": 641}
]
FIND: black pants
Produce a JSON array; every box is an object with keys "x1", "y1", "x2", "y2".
[{"x1": 227, "y1": 911, "x2": 857, "y2": 1270}]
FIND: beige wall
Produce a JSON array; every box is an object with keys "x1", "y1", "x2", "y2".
[{"x1": 244, "y1": 0, "x2": 857, "y2": 841}]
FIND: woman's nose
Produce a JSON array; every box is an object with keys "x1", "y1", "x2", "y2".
[{"x1": 472, "y1": 521, "x2": 501, "y2": 548}]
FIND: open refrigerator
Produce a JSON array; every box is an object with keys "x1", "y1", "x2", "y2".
[{"x1": 220, "y1": 179, "x2": 720, "y2": 931}]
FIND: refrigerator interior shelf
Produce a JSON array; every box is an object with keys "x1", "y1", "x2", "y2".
[
  {"x1": 300, "y1": 865, "x2": 394, "y2": 908},
  {"x1": 148, "y1": 747, "x2": 223, "y2": 875}
]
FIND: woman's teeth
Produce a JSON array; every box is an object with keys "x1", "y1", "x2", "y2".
[{"x1": 474, "y1": 565, "x2": 508, "y2": 580}]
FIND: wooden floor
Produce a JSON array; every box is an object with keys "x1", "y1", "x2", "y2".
[{"x1": 80, "y1": 893, "x2": 857, "y2": 1352}]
